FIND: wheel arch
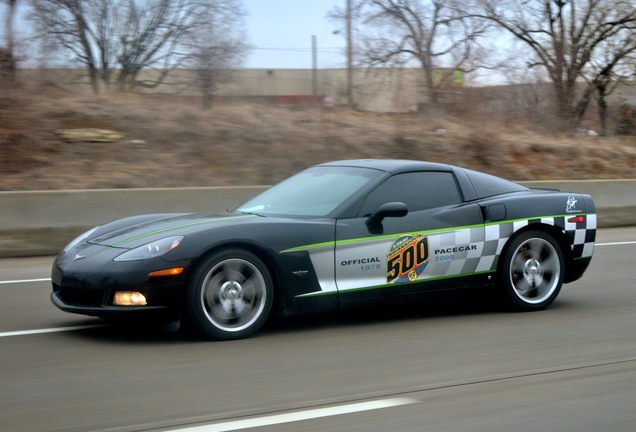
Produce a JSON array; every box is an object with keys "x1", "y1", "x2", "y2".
[
  {"x1": 181, "y1": 240, "x2": 283, "y2": 313},
  {"x1": 495, "y1": 223, "x2": 568, "y2": 311},
  {"x1": 498, "y1": 223, "x2": 575, "y2": 280}
]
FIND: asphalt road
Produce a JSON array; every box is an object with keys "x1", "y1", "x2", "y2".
[{"x1": 1, "y1": 228, "x2": 635, "y2": 432}]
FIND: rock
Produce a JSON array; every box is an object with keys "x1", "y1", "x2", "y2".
[{"x1": 56, "y1": 128, "x2": 124, "y2": 143}]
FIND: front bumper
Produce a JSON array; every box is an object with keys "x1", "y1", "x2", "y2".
[
  {"x1": 51, "y1": 246, "x2": 189, "y2": 321},
  {"x1": 51, "y1": 290, "x2": 177, "y2": 321}
]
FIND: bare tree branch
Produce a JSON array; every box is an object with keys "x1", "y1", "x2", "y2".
[
  {"x1": 28, "y1": 0, "x2": 247, "y2": 94},
  {"x1": 469, "y1": 0, "x2": 636, "y2": 131},
  {"x1": 358, "y1": 0, "x2": 493, "y2": 105}
]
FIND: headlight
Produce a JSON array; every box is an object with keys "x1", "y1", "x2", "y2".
[
  {"x1": 114, "y1": 236, "x2": 184, "y2": 262},
  {"x1": 63, "y1": 227, "x2": 99, "y2": 253}
]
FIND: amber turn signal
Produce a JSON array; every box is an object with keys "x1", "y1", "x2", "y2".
[{"x1": 148, "y1": 267, "x2": 184, "y2": 277}]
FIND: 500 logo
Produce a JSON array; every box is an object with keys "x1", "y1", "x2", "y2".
[{"x1": 387, "y1": 234, "x2": 429, "y2": 284}]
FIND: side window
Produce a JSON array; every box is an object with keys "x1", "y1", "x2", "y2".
[{"x1": 359, "y1": 172, "x2": 462, "y2": 216}]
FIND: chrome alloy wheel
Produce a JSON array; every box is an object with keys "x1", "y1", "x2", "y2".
[
  {"x1": 200, "y1": 258, "x2": 268, "y2": 333},
  {"x1": 508, "y1": 237, "x2": 561, "y2": 305}
]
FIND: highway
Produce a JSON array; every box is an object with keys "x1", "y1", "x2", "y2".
[{"x1": 1, "y1": 227, "x2": 635, "y2": 432}]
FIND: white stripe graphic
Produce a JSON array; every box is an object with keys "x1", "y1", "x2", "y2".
[
  {"x1": 0, "y1": 240, "x2": 632, "y2": 338},
  {"x1": 0, "y1": 242, "x2": 633, "y2": 288}
]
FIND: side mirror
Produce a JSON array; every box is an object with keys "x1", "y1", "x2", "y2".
[{"x1": 365, "y1": 202, "x2": 408, "y2": 228}]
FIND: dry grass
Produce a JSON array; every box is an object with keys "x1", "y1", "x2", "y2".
[{"x1": 1, "y1": 85, "x2": 635, "y2": 191}]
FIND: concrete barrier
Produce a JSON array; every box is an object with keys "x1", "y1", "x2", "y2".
[
  {"x1": 520, "y1": 180, "x2": 636, "y2": 228},
  {"x1": 0, "y1": 181, "x2": 634, "y2": 258},
  {"x1": 0, "y1": 186, "x2": 267, "y2": 258}
]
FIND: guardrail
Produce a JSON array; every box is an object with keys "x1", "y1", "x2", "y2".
[{"x1": 1, "y1": 181, "x2": 634, "y2": 258}]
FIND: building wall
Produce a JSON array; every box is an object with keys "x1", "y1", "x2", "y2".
[
  {"x1": 15, "y1": 68, "x2": 636, "y2": 117},
  {"x1": 17, "y1": 68, "x2": 436, "y2": 112}
]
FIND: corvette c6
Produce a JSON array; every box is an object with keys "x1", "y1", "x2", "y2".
[{"x1": 51, "y1": 160, "x2": 596, "y2": 340}]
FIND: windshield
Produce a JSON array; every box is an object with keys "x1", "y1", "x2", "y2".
[{"x1": 236, "y1": 166, "x2": 384, "y2": 217}]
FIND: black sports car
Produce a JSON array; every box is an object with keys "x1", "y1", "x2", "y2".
[{"x1": 52, "y1": 160, "x2": 596, "y2": 340}]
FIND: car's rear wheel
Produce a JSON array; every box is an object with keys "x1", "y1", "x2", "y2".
[
  {"x1": 184, "y1": 249, "x2": 273, "y2": 340},
  {"x1": 499, "y1": 230, "x2": 564, "y2": 311}
]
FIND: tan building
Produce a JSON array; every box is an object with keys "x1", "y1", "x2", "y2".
[{"x1": 18, "y1": 67, "x2": 462, "y2": 112}]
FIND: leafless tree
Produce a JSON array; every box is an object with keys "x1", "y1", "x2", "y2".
[
  {"x1": 1, "y1": 0, "x2": 18, "y2": 76},
  {"x1": 584, "y1": 33, "x2": 636, "y2": 135},
  {"x1": 470, "y1": 0, "x2": 636, "y2": 132},
  {"x1": 182, "y1": 1, "x2": 248, "y2": 109},
  {"x1": 29, "y1": 0, "x2": 247, "y2": 94},
  {"x1": 356, "y1": 0, "x2": 493, "y2": 106},
  {"x1": 29, "y1": 1, "x2": 106, "y2": 93}
]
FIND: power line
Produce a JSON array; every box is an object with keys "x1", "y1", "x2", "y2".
[{"x1": 251, "y1": 46, "x2": 344, "y2": 53}]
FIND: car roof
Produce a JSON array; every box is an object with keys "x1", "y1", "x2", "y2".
[{"x1": 318, "y1": 159, "x2": 453, "y2": 174}]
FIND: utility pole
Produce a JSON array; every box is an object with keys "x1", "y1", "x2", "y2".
[
  {"x1": 5, "y1": 0, "x2": 16, "y2": 54},
  {"x1": 1, "y1": 0, "x2": 17, "y2": 76},
  {"x1": 312, "y1": 34, "x2": 318, "y2": 104},
  {"x1": 346, "y1": 0, "x2": 353, "y2": 108}
]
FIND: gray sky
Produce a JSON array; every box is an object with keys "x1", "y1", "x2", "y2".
[{"x1": 242, "y1": 0, "x2": 346, "y2": 69}]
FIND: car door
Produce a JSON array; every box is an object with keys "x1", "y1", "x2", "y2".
[{"x1": 334, "y1": 171, "x2": 487, "y2": 301}]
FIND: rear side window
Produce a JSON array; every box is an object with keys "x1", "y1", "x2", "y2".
[
  {"x1": 463, "y1": 168, "x2": 527, "y2": 198},
  {"x1": 359, "y1": 172, "x2": 462, "y2": 216}
]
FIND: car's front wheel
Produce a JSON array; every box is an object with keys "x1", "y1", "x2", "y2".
[
  {"x1": 184, "y1": 249, "x2": 273, "y2": 340},
  {"x1": 499, "y1": 230, "x2": 564, "y2": 311}
]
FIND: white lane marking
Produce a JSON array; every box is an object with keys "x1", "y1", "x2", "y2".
[
  {"x1": 0, "y1": 277, "x2": 51, "y2": 285},
  {"x1": 0, "y1": 324, "x2": 107, "y2": 338},
  {"x1": 596, "y1": 241, "x2": 636, "y2": 246},
  {"x1": 167, "y1": 398, "x2": 417, "y2": 432}
]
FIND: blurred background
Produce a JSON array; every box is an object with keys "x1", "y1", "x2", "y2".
[
  {"x1": 1, "y1": 0, "x2": 635, "y2": 191},
  {"x1": 2, "y1": 4, "x2": 636, "y2": 432}
]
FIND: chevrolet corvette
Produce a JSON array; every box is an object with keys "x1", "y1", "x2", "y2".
[{"x1": 51, "y1": 160, "x2": 596, "y2": 340}]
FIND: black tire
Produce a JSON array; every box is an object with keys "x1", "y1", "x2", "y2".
[
  {"x1": 184, "y1": 249, "x2": 273, "y2": 340},
  {"x1": 499, "y1": 230, "x2": 564, "y2": 311}
]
